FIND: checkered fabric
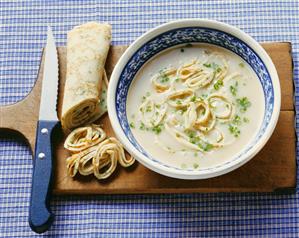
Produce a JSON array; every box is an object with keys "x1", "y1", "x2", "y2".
[{"x1": 1, "y1": 1, "x2": 299, "y2": 237}]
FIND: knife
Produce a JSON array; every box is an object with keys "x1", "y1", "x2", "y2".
[{"x1": 29, "y1": 26, "x2": 59, "y2": 233}]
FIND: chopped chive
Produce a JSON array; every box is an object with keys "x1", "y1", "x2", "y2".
[
  {"x1": 129, "y1": 122, "x2": 135, "y2": 128},
  {"x1": 193, "y1": 163, "x2": 199, "y2": 169},
  {"x1": 230, "y1": 82, "x2": 238, "y2": 96},
  {"x1": 146, "y1": 105, "x2": 152, "y2": 112},
  {"x1": 190, "y1": 95, "x2": 197, "y2": 102},
  {"x1": 188, "y1": 134, "x2": 214, "y2": 152},
  {"x1": 176, "y1": 100, "x2": 182, "y2": 105},
  {"x1": 203, "y1": 62, "x2": 221, "y2": 71},
  {"x1": 203, "y1": 143, "x2": 214, "y2": 152},
  {"x1": 237, "y1": 97, "x2": 251, "y2": 112},
  {"x1": 152, "y1": 124, "x2": 164, "y2": 135},
  {"x1": 159, "y1": 72, "x2": 170, "y2": 83},
  {"x1": 214, "y1": 79, "x2": 224, "y2": 90},
  {"x1": 229, "y1": 124, "x2": 240, "y2": 137},
  {"x1": 232, "y1": 115, "x2": 242, "y2": 125},
  {"x1": 243, "y1": 117, "x2": 250, "y2": 123},
  {"x1": 139, "y1": 122, "x2": 146, "y2": 130},
  {"x1": 239, "y1": 62, "x2": 245, "y2": 68},
  {"x1": 187, "y1": 130, "x2": 196, "y2": 139}
]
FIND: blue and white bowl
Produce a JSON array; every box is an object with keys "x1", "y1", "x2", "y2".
[{"x1": 107, "y1": 19, "x2": 281, "y2": 179}]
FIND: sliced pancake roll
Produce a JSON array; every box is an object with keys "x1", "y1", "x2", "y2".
[{"x1": 61, "y1": 22, "x2": 111, "y2": 130}]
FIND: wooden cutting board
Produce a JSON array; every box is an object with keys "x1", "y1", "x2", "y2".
[{"x1": 0, "y1": 42, "x2": 296, "y2": 194}]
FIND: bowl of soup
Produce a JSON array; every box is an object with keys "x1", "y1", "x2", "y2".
[{"x1": 107, "y1": 19, "x2": 281, "y2": 179}]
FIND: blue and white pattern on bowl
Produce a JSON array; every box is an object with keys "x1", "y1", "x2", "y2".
[{"x1": 115, "y1": 27, "x2": 274, "y2": 171}]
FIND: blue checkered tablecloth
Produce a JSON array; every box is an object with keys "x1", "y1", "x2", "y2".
[{"x1": 1, "y1": 1, "x2": 299, "y2": 237}]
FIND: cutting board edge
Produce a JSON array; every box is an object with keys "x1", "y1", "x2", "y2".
[{"x1": 53, "y1": 186, "x2": 297, "y2": 195}]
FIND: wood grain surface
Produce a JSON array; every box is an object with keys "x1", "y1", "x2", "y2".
[{"x1": 0, "y1": 42, "x2": 296, "y2": 194}]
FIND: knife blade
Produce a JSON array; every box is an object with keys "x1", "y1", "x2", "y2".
[{"x1": 29, "y1": 26, "x2": 59, "y2": 234}]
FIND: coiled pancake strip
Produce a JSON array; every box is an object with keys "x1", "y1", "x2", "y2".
[{"x1": 64, "y1": 124, "x2": 135, "y2": 179}]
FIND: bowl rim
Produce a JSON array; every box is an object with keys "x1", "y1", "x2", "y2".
[{"x1": 107, "y1": 19, "x2": 281, "y2": 179}]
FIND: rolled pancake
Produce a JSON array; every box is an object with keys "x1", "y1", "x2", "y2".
[{"x1": 61, "y1": 22, "x2": 111, "y2": 130}]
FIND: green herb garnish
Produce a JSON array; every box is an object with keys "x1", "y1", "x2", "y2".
[
  {"x1": 239, "y1": 62, "x2": 245, "y2": 68},
  {"x1": 204, "y1": 62, "x2": 221, "y2": 73},
  {"x1": 230, "y1": 81, "x2": 238, "y2": 96},
  {"x1": 152, "y1": 124, "x2": 164, "y2": 135},
  {"x1": 243, "y1": 117, "x2": 250, "y2": 123},
  {"x1": 129, "y1": 122, "x2": 135, "y2": 128},
  {"x1": 159, "y1": 71, "x2": 170, "y2": 83},
  {"x1": 232, "y1": 115, "x2": 241, "y2": 125},
  {"x1": 193, "y1": 163, "x2": 199, "y2": 169},
  {"x1": 190, "y1": 95, "x2": 197, "y2": 102},
  {"x1": 160, "y1": 76, "x2": 169, "y2": 83},
  {"x1": 139, "y1": 122, "x2": 146, "y2": 130},
  {"x1": 146, "y1": 105, "x2": 152, "y2": 112},
  {"x1": 187, "y1": 130, "x2": 196, "y2": 139},
  {"x1": 237, "y1": 97, "x2": 251, "y2": 112},
  {"x1": 203, "y1": 143, "x2": 214, "y2": 152},
  {"x1": 214, "y1": 79, "x2": 224, "y2": 90},
  {"x1": 188, "y1": 134, "x2": 214, "y2": 152},
  {"x1": 203, "y1": 63, "x2": 211, "y2": 68},
  {"x1": 229, "y1": 124, "x2": 240, "y2": 137}
]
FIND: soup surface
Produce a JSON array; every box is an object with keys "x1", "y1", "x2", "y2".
[{"x1": 126, "y1": 43, "x2": 265, "y2": 170}]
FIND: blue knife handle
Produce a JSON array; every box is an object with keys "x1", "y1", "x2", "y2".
[{"x1": 29, "y1": 120, "x2": 59, "y2": 233}]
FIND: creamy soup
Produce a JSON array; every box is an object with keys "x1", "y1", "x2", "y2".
[{"x1": 126, "y1": 43, "x2": 265, "y2": 170}]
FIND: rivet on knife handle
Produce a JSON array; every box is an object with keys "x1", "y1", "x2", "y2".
[{"x1": 29, "y1": 120, "x2": 58, "y2": 233}]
